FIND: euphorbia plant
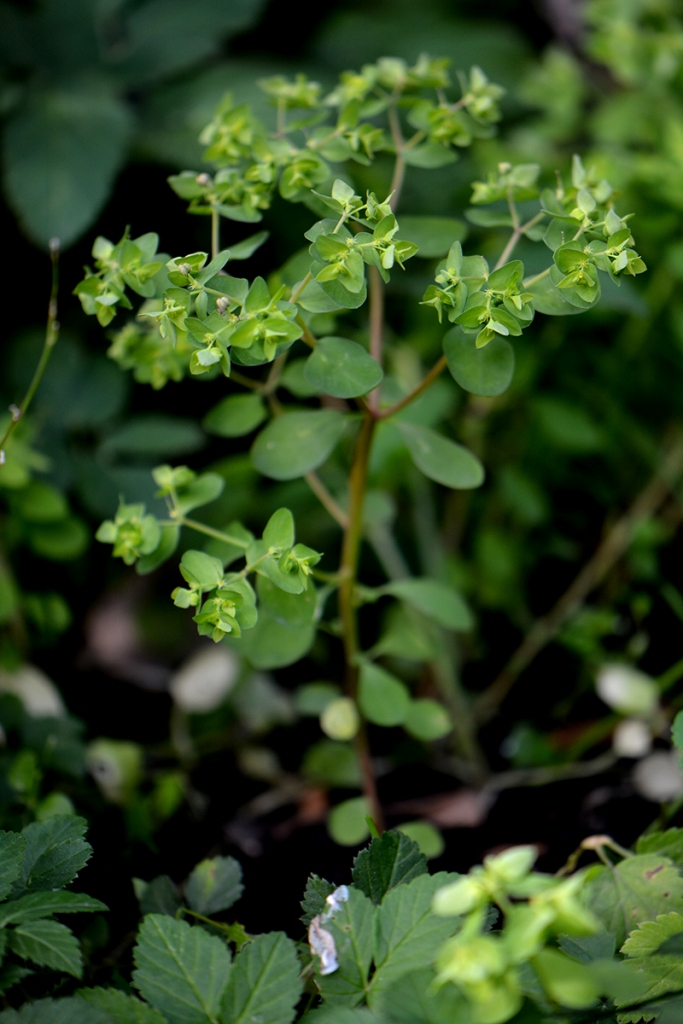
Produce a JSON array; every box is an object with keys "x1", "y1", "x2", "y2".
[{"x1": 75, "y1": 54, "x2": 646, "y2": 840}]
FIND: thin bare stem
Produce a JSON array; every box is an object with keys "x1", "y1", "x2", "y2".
[
  {"x1": 296, "y1": 317, "x2": 317, "y2": 349},
  {"x1": 290, "y1": 272, "x2": 312, "y2": 305},
  {"x1": 305, "y1": 472, "x2": 349, "y2": 529},
  {"x1": 175, "y1": 518, "x2": 250, "y2": 549},
  {"x1": 523, "y1": 267, "x2": 551, "y2": 288},
  {"x1": 474, "y1": 434, "x2": 683, "y2": 723},
  {"x1": 388, "y1": 105, "x2": 406, "y2": 211},
  {"x1": 211, "y1": 210, "x2": 219, "y2": 260},
  {"x1": 377, "y1": 355, "x2": 447, "y2": 420},
  {"x1": 338, "y1": 413, "x2": 384, "y2": 829},
  {"x1": 0, "y1": 239, "x2": 60, "y2": 463},
  {"x1": 367, "y1": 267, "x2": 385, "y2": 414},
  {"x1": 262, "y1": 352, "x2": 287, "y2": 395}
]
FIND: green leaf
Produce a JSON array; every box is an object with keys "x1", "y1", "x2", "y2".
[
  {"x1": 304, "y1": 337, "x2": 383, "y2": 399},
  {"x1": 251, "y1": 411, "x2": 347, "y2": 480},
  {"x1": 617, "y1": 914, "x2": 683, "y2": 1006},
  {"x1": 9, "y1": 919, "x2": 82, "y2": 977},
  {"x1": 637, "y1": 829, "x2": 683, "y2": 866},
  {"x1": 224, "y1": 610, "x2": 315, "y2": 669},
  {"x1": 368, "y1": 873, "x2": 461, "y2": 1008},
  {"x1": 396, "y1": 422, "x2": 484, "y2": 490},
  {"x1": 14, "y1": 816, "x2": 91, "y2": 896},
  {"x1": 220, "y1": 931, "x2": 302, "y2": 1024},
  {"x1": 185, "y1": 857, "x2": 243, "y2": 917},
  {"x1": 443, "y1": 328, "x2": 514, "y2": 397},
  {"x1": 403, "y1": 700, "x2": 452, "y2": 741},
  {"x1": 79, "y1": 988, "x2": 167, "y2": 1024},
  {"x1": 316, "y1": 887, "x2": 375, "y2": 1004},
  {"x1": 397, "y1": 217, "x2": 467, "y2": 258},
  {"x1": 396, "y1": 822, "x2": 445, "y2": 861},
  {"x1": 0, "y1": 832, "x2": 26, "y2": 901},
  {"x1": 672, "y1": 711, "x2": 683, "y2": 754},
  {"x1": 0, "y1": 996, "x2": 111, "y2": 1024},
  {"x1": 203, "y1": 395, "x2": 267, "y2": 438},
  {"x1": 402, "y1": 143, "x2": 457, "y2": 169},
  {"x1": 382, "y1": 578, "x2": 473, "y2": 631},
  {"x1": 100, "y1": 416, "x2": 205, "y2": 458},
  {"x1": 352, "y1": 830, "x2": 428, "y2": 905},
  {"x1": 3, "y1": 89, "x2": 131, "y2": 248},
  {"x1": 378, "y1": 967, "x2": 467, "y2": 1024},
  {"x1": 527, "y1": 271, "x2": 588, "y2": 316},
  {"x1": 557, "y1": 932, "x2": 616, "y2": 963},
  {"x1": 228, "y1": 231, "x2": 269, "y2": 261},
  {"x1": 133, "y1": 913, "x2": 230, "y2": 1024},
  {"x1": 303, "y1": 741, "x2": 361, "y2": 788},
  {"x1": 173, "y1": 474, "x2": 225, "y2": 517},
  {"x1": 358, "y1": 663, "x2": 411, "y2": 727},
  {"x1": 584, "y1": 854, "x2": 683, "y2": 948},
  {"x1": 136, "y1": 876, "x2": 182, "y2": 918},
  {"x1": 137, "y1": 525, "x2": 180, "y2": 576},
  {"x1": 262, "y1": 508, "x2": 295, "y2": 549},
  {"x1": 257, "y1": 576, "x2": 316, "y2": 628},
  {"x1": 300, "y1": 875, "x2": 336, "y2": 927},
  {"x1": 0, "y1": 891, "x2": 107, "y2": 927},
  {"x1": 328, "y1": 798, "x2": 372, "y2": 848}
]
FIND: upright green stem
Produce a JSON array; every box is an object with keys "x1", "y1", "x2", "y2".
[
  {"x1": 388, "y1": 104, "x2": 406, "y2": 210},
  {"x1": 367, "y1": 267, "x2": 384, "y2": 414},
  {"x1": 0, "y1": 239, "x2": 60, "y2": 462},
  {"x1": 211, "y1": 210, "x2": 220, "y2": 260},
  {"x1": 338, "y1": 412, "x2": 383, "y2": 829}
]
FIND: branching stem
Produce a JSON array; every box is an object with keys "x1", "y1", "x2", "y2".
[{"x1": 0, "y1": 240, "x2": 60, "y2": 462}]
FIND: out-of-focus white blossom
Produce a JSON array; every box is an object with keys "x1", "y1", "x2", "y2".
[
  {"x1": 633, "y1": 750, "x2": 683, "y2": 802},
  {"x1": 613, "y1": 718, "x2": 652, "y2": 758},
  {"x1": 170, "y1": 646, "x2": 239, "y2": 713},
  {"x1": 596, "y1": 664, "x2": 659, "y2": 717}
]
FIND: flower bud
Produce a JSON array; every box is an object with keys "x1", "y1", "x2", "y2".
[
  {"x1": 216, "y1": 296, "x2": 230, "y2": 314},
  {"x1": 195, "y1": 173, "x2": 212, "y2": 186}
]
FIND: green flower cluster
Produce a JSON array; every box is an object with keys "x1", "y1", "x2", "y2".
[{"x1": 432, "y1": 846, "x2": 604, "y2": 1023}]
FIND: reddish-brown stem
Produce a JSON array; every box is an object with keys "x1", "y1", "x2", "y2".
[
  {"x1": 338, "y1": 413, "x2": 383, "y2": 829},
  {"x1": 377, "y1": 355, "x2": 448, "y2": 420}
]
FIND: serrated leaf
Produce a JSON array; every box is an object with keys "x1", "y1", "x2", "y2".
[
  {"x1": 133, "y1": 914, "x2": 231, "y2": 1024},
  {"x1": 368, "y1": 873, "x2": 461, "y2": 1008},
  {"x1": 584, "y1": 854, "x2": 683, "y2": 948},
  {"x1": 9, "y1": 918, "x2": 82, "y2": 977},
  {"x1": 136, "y1": 876, "x2": 182, "y2": 918},
  {"x1": 352, "y1": 831, "x2": 428, "y2": 905},
  {"x1": 300, "y1": 875, "x2": 336, "y2": 926},
  {"x1": 377, "y1": 966, "x2": 467, "y2": 1024},
  {"x1": 79, "y1": 987, "x2": 167, "y2": 1024},
  {"x1": 0, "y1": 891, "x2": 107, "y2": 927},
  {"x1": 316, "y1": 887, "x2": 375, "y2": 1005},
  {"x1": 185, "y1": 857, "x2": 243, "y2": 917},
  {"x1": 618, "y1": 914, "x2": 683, "y2": 1006},
  {"x1": 251, "y1": 411, "x2": 347, "y2": 481},
  {"x1": 14, "y1": 817, "x2": 91, "y2": 896},
  {"x1": 0, "y1": 832, "x2": 26, "y2": 901},
  {"x1": 220, "y1": 931, "x2": 302, "y2": 1024},
  {"x1": 396, "y1": 423, "x2": 484, "y2": 490},
  {"x1": 0, "y1": 996, "x2": 110, "y2": 1024},
  {"x1": 637, "y1": 830, "x2": 683, "y2": 866}
]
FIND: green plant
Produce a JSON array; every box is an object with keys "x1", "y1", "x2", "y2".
[
  {"x1": 72, "y1": 53, "x2": 647, "y2": 842},
  {"x1": 6, "y1": 819, "x2": 683, "y2": 1023}
]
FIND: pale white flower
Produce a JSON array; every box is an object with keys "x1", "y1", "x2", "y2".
[
  {"x1": 0, "y1": 665, "x2": 65, "y2": 718},
  {"x1": 613, "y1": 718, "x2": 652, "y2": 758},
  {"x1": 633, "y1": 751, "x2": 683, "y2": 802},
  {"x1": 596, "y1": 664, "x2": 658, "y2": 718},
  {"x1": 170, "y1": 646, "x2": 239, "y2": 713}
]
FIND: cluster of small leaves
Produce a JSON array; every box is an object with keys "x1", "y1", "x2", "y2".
[
  {"x1": 169, "y1": 58, "x2": 504, "y2": 224},
  {"x1": 422, "y1": 157, "x2": 646, "y2": 351}
]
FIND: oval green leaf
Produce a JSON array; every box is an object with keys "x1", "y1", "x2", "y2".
[
  {"x1": 403, "y1": 699, "x2": 452, "y2": 741},
  {"x1": 256, "y1": 576, "x2": 316, "y2": 628},
  {"x1": 202, "y1": 394, "x2": 267, "y2": 438},
  {"x1": 225, "y1": 610, "x2": 315, "y2": 669},
  {"x1": 358, "y1": 663, "x2": 411, "y2": 727},
  {"x1": 443, "y1": 328, "x2": 514, "y2": 397},
  {"x1": 398, "y1": 216, "x2": 467, "y2": 258},
  {"x1": 251, "y1": 410, "x2": 347, "y2": 480},
  {"x1": 328, "y1": 797, "x2": 371, "y2": 846},
  {"x1": 304, "y1": 337, "x2": 383, "y2": 399},
  {"x1": 396, "y1": 422, "x2": 484, "y2": 490},
  {"x1": 382, "y1": 578, "x2": 473, "y2": 631}
]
